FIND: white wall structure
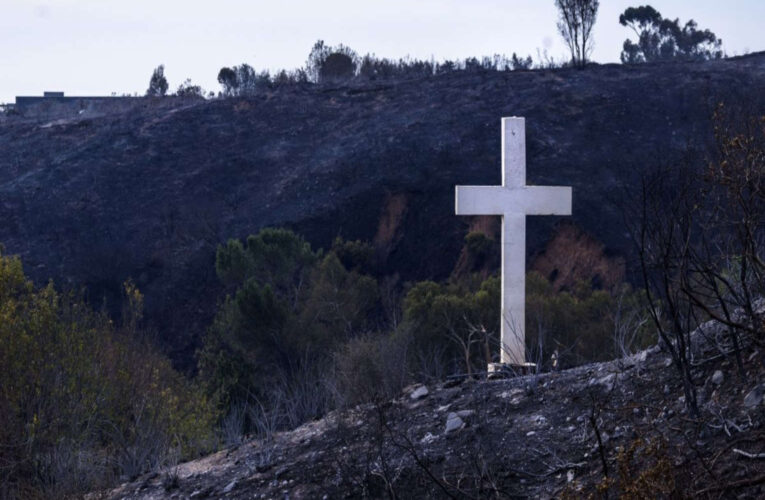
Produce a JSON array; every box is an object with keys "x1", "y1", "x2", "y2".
[{"x1": 455, "y1": 117, "x2": 572, "y2": 365}]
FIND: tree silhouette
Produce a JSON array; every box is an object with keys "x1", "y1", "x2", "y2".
[
  {"x1": 555, "y1": 0, "x2": 600, "y2": 68},
  {"x1": 619, "y1": 5, "x2": 722, "y2": 63},
  {"x1": 146, "y1": 65, "x2": 168, "y2": 97}
]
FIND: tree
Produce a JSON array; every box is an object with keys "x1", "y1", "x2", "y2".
[
  {"x1": 217, "y1": 67, "x2": 239, "y2": 96},
  {"x1": 201, "y1": 228, "x2": 381, "y2": 427},
  {"x1": 305, "y1": 40, "x2": 358, "y2": 83},
  {"x1": 216, "y1": 64, "x2": 266, "y2": 96},
  {"x1": 320, "y1": 52, "x2": 356, "y2": 82},
  {"x1": 555, "y1": 0, "x2": 600, "y2": 68},
  {"x1": 146, "y1": 65, "x2": 168, "y2": 97},
  {"x1": 175, "y1": 78, "x2": 204, "y2": 98},
  {"x1": 619, "y1": 5, "x2": 723, "y2": 63},
  {"x1": 306, "y1": 40, "x2": 331, "y2": 83},
  {"x1": 511, "y1": 52, "x2": 533, "y2": 70}
]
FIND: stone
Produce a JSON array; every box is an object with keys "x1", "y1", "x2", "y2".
[
  {"x1": 410, "y1": 385, "x2": 429, "y2": 400},
  {"x1": 531, "y1": 414, "x2": 547, "y2": 427},
  {"x1": 455, "y1": 117, "x2": 572, "y2": 364},
  {"x1": 743, "y1": 385, "x2": 764, "y2": 409},
  {"x1": 420, "y1": 432, "x2": 437, "y2": 444},
  {"x1": 456, "y1": 409, "x2": 475, "y2": 419},
  {"x1": 223, "y1": 479, "x2": 237, "y2": 494},
  {"x1": 711, "y1": 370, "x2": 724, "y2": 385},
  {"x1": 445, "y1": 412, "x2": 465, "y2": 433}
]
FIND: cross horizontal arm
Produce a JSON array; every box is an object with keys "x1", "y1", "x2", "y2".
[{"x1": 455, "y1": 185, "x2": 572, "y2": 216}]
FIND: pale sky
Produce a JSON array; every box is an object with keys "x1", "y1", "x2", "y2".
[{"x1": 1, "y1": 1, "x2": 763, "y2": 104}]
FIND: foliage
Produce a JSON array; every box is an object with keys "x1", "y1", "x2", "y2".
[
  {"x1": 306, "y1": 40, "x2": 359, "y2": 83},
  {"x1": 401, "y1": 270, "x2": 650, "y2": 373},
  {"x1": 204, "y1": 225, "x2": 653, "y2": 436},
  {"x1": 527, "y1": 272, "x2": 651, "y2": 368},
  {"x1": 511, "y1": 52, "x2": 534, "y2": 70},
  {"x1": 217, "y1": 67, "x2": 238, "y2": 95},
  {"x1": 214, "y1": 40, "x2": 545, "y2": 96},
  {"x1": 619, "y1": 5, "x2": 722, "y2": 64},
  {"x1": 555, "y1": 0, "x2": 600, "y2": 68},
  {"x1": 463, "y1": 231, "x2": 497, "y2": 272},
  {"x1": 402, "y1": 276, "x2": 500, "y2": 375},
  {"x1": 175, "y1": 78, "x2": 204, "y2": 98},
  {"x1": 216, "y1": 64, "x2": 271, "y2": 96},
  {"x1": 321, "y1": 53, "x2": 356, "y2": 82},
  {"x1": 0, "y1": 253, "x2": 215, "y2": 497},
  {"x1": 215, "y1": 227, "x2": 317, "y2": 298},
  {"x1": 331, "y1": 236, "x2": 375, "y2": 274},
  {"x1": 564, "y1": 437, "x2": 676, "y2": 499},
  {"x1": 201, "y1": 228, "x2": 380, "y2": 429},
  {"x1": 146, "y1": 64, "x2": 169, "y2": 97}
]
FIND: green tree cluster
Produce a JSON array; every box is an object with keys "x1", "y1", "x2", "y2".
[
  {"x1": 199, "y1": 229, "x2": 379, "y2": 424},
  {"x1": 0, "y1": 252, "x2": 215, "y2": 497},
  {"x1": 201, "y1": 227, "x2": 653, "y2": 425},
  {"x1": 526, "y1": 272, "x2": 651, "y2": 367},
  {"x1": 401, "y1": 271, "x2": 651, "y2": 374},
  {"x1": 402, "y1": 276, "x2": 500, "y2": 376}
]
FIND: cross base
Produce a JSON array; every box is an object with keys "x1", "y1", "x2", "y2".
[{"x1": 487, "y1": 362, "x2": 537, "y2": 379}]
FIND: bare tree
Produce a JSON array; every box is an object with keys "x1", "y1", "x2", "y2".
[
  {"x1": 554, "y1": 0, "x2": 600, "y2": 68},
  {"x1": 625, "y1": 106, "x2": 765, "y2": 417}
]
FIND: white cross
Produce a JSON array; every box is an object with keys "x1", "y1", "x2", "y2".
[{"x1": 455, "y1": 117, "x2": 572, "y2": 365}]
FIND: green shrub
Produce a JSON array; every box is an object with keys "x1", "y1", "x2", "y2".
[
  {"x1": 201, "y1": 229, "x2": 380, "y2": 430},
  {"x1": 0, "y1": 252, "x2": 215, "y2": 497}
]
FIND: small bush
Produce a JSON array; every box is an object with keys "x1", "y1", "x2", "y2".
[{"x1": 333, "y1": 333, "x2": 409, "y2": 406}]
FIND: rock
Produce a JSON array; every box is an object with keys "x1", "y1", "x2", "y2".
[
  {"x1": 420, "y1": 432, "x2": 437, "y2": 444},
  {"x1": 711, "y1": 370, "x2": 724, "y2": 385},
  {"x1": 743, "y1": 385, "x2": 764, "y2": 409},
  {"x1": 531, "y1": 414, "x2": 547, "y2": 426},
  {"x1": 410, "y1": 385, "x2": 429, "y2": 400},
  {"x1": 456, "y1": 409, "x2": 475, "y2": 419},
  {"x1": 445, "y1": 412, "x2": 464, "y2": 433},
  {"x1": 223, "y1": 479, "x2": 237, "y2": 494}
]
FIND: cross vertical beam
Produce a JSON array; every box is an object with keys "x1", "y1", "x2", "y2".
[{"x1": 455, "y1": 117, "x2": 572, "y2": 366}]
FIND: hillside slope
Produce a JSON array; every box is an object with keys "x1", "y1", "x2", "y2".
[
  {"x1": 105, "y1": 322, "x2": 765, "y2": 498},
  {"x1": 2, "y1": 55, "x2": 765, "y2": 365}
]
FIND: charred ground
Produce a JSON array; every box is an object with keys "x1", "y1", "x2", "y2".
[{"x1": 105, "y1": 319, "x2": 765, "y2": 499}]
